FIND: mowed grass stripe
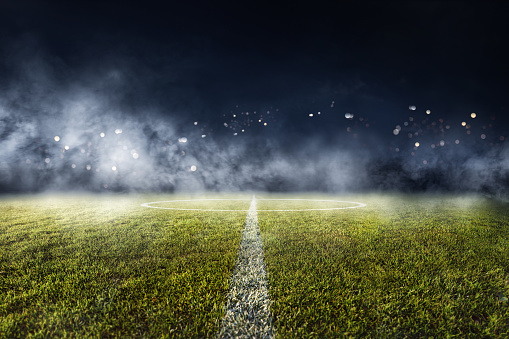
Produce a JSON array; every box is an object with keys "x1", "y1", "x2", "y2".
[
  {"x1": 218, "y1": 196, "x2": 275, "y2": 339},
  {"x1": 258, "y1": 194, "x2": 509, "y2": 338},
  {"x1": 0, "y1": 194, "x2": 249, "y2": 338}
]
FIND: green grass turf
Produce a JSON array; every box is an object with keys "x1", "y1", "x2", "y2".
[
  {"x1": 2, "y1": 193, "x2": 509, "y2": 338},
  {"x1": 258, "y1": 193, "x2": 509, "y2": 338},
  {"x1": 0, "y1": 193, "x2": 250, "y2": 338}
]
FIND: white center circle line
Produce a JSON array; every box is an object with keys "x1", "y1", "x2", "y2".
[{"x1": 141, "y1": 198, "x2": 366, "y2": 211}]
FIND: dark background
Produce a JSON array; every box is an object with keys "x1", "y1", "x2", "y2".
[{"x1": 1, "y1": 0, "x2": 508, "y2": 194}]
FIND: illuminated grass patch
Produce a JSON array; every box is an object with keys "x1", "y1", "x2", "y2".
[
  {"x1": 2, "y1": 193, "x2": 509, "y2": 338},
  {"x1": 259, "y1": 193, "x2": 509, "y2": 338},
  {"x1": 0, "y1": 194, "x2": 248, "y2": 338}
]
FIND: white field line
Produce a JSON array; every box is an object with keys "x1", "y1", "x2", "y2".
[{"x1": 217, "y1": 196, "x2": 275, "y2": 339}]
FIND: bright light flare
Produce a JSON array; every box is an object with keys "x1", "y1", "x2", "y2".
[
  {"x1": 115, "y1": 129, "x2": 122, "y2": 134},
  {"x1": 178, "y1": 137, "x2": 187, "y2": 143},
  {"x1": 409, "y1": 105, "x2": 416, "y2": 110},
  {"x1": 471, "y1": 112, "x2": 477, "y2": 118},
  {"x1": 100, "y1": 132, "x2": 105, "y2": 137},
  {"x1": 190, "y1": 165, "x2": 197, "y2": 172},
  {"x1": 112, "y1": 166, "x2": 117, "y2": 171},
  {"x1": 426, "y1": 110, "x2": 431, "y2": 114},
  {"x1": 345, "y1": 112, "x2": 354, "y2": 119},
  {"x1": 54, "y1": 136, "x2": 60, "y2": 142}
]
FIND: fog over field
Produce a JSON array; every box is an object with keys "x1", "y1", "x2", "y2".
[{"x1": 1, "y1": 2, "x2": 508, "y2": 195}]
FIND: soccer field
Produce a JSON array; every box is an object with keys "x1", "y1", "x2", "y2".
[{"x1": 1, "y1": 193, "x2": 509, "y2": 338}]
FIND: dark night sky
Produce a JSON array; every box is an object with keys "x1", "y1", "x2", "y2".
[
  {"x1": 1, "y1": 0, "x2": 509, "y2": 193},
  {"x1": 2, "y1": 1, "x2": 508, "y2": 125}
]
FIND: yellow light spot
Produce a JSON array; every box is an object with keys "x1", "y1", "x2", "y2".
[
  {"x1": 461, "y1": 121, "x2": 466, "y2": 126},
  {"x1": 264, "y1": 122, "x2": 267, "y2": 126},
  {"x1": 426, "y1": 110, "x2": 431, "y2": 114},
  {"x1": 64, "y1": 145, "x2": 70, "y2": 150},
  {"x1": 415, "y1": 142, "x2": 420, "y2": 147},
  {"x1": 471, "y1": 112, "x2": 476, "y2": 118}
]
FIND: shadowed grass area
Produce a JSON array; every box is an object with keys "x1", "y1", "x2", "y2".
[
  {"x1": 258, "y1": 193, "x2": 509, "y2": 338},
  {"x1": 0, "y1": 194, "x2": 249, "y2": 338}
]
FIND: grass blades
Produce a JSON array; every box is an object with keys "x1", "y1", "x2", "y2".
[
  {"x1": 0, "y1": 194, "x2": 249, "y2": 338},
  {"x1": 258, "y1": 193, "x2": 509, "y2": 338}
]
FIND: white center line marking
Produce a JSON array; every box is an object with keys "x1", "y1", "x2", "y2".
[{"x1": 218, "y1": 195, "x2": 275, "y2": 339}]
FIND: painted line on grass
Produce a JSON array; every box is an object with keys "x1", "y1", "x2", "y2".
[
  {"x1": 217, "y1": 195, "x2": 275, "y2": 339},
  {"x1": 141, "y1": 198, "x2": 366, "y2": 211}
]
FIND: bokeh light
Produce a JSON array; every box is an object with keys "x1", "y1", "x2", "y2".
[
  {"x1": 190, "y1": 165, "x2": 197, "y2": 171},
  {"x1": 471, "y1": 112, "x2": 477, "y2": 118},
  {"x1": 54, "y1": 136, "x2": 60, "y2": 142}
]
